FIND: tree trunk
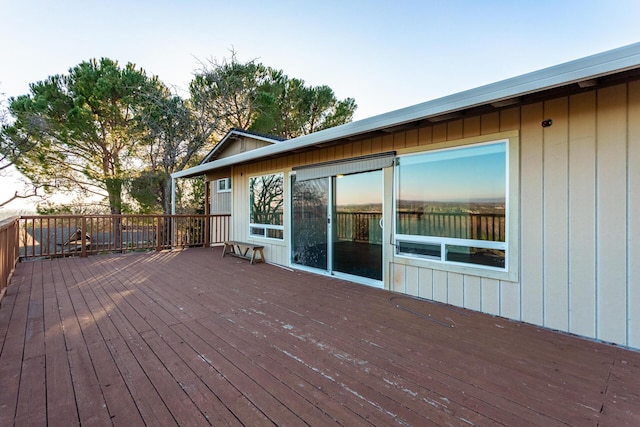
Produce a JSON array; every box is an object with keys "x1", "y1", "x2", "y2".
[{"x1": 106, "y1": 178, "x2": 123, "y2": 250}]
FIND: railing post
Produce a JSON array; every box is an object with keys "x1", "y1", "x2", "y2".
[
  {"x1": 204, "y1": 215, "x2": 210, "y2": 248},
  {"x1": 156, "y1": 216, "x2": 162, "y2": 251},
  {"x1": 80, "y1": 216, "x2": 87, "y2": 258}
]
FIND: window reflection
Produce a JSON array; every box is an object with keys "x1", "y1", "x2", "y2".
[
  {"x1": 291, "y1": 176, "x2": 328, "y2": 269},
  {"x1": 395, "y1": 141, "x2": 507, "y2": 269},
  {"x1": 249, "y1": 174, "x2": 284, "y2": 239}
]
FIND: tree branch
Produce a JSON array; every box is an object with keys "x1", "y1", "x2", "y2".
[{"x1": 0, "y1": 185, "x2": 44, "y2": 208}]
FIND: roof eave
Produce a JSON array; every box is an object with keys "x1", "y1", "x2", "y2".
[{"x1": 173, "y1": 42, "x2": 640, "y2": 180}]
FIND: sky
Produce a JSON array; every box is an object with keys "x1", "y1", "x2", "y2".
[{"x1": 1, "y1": 0, "x2": 639, "y2": 213}]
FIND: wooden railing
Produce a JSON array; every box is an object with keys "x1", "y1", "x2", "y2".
[
  {"x1": 335, "y1": 211, "x2": 506, "y2": 243},
  {"x1": 18, "y1": 214, "x2": 230, "y2": 260},
  {"x1": 335, "y1": 212, "x2": 383, "y2": 243},
  {"x1": 0, "y1": 217, "x2": 20, "y2": 305},
  {"x1": 396, "y1": 211, "x2": 505, "y2": 242}
]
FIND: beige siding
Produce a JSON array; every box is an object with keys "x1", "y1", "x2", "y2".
[
  {"x1": 448, "y1": 273, "x2": 464, "y2": 306},
  {"x1": 596, "y1": 85, "x2": 628, "y2": 345},
  {"x1": 463, "y1": 275, "x2": 481, "y2": 311},
  {"x1": 392, "y1": 263, "x2": 405, "y2": 293},
  {"x1": 405, "y1": 265, "x2": 419, "y2": 297},
  {"x1": 568, "y1": 91, "x2": 597, "y2": 338},
  {"x1": 543, "y1": 97, "x2": 570, "y2": 331},
  {"x1": 432, "y1": 270, "x2": 448, "y2": 303},
  {"x1": 520, "y1": 102, "x2": 545, "y2": 325},
  {"x1": 500, "y1": 281, "x2": 520, "y2": 320},
  {"x1": 481, "y1": 278, "x2": 500, "y2": 316},
  {"x1": 629, "y1": 81, "x2": 640, "y2": 348},
  {"x1": 216, "y1": 137, "x2": 273, "y2": 159},
  {"x1": 210, "y1": 186, "x2": 231, "y2": 214},
  {"x1": 386, "y1": 82, "x2": 634, "y2": 348},
  {"x1": 418, "y1": 268, "x2": 433, "y2": 299},
  {"x1": 224, "y1": 81, "x2": 639, "y2": 348}
]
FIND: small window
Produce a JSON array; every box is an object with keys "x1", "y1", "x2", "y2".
[
  {"x1": 395, "y1": 140, "x2": 507, "y2": 270},
  {"x1": 217, "y1": 178, "x2": 231, "y2": 193},
  {"x1": 249, "y1": 173, "x2": 284, "y2": 240}
]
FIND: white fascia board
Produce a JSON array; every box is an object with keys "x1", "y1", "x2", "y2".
[{"x1": 173, "y1": 42, "x2": 640, "y2": 180}]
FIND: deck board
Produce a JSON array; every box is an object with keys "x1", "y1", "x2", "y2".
[{"x1": 1, "y1": 247, "x2": 640, "y2": 426}]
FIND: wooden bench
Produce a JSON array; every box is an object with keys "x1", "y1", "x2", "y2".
[{"x1": 222, "y1": 241, "x2": 265, "y2": 264}]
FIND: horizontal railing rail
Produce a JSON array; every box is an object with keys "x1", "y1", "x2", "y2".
[
  {"x1": 396, "y1": 210, "x2": 506, "y2": 242},
  {"x1": 334, "y1": 211, "x2": 506, "y2": 243},
  {"x1": 18, "y1": 214, "x2": 230, "y2": 260},
  {"x1": 0, "y1": 216, "x2": 20, "y2": 305}
]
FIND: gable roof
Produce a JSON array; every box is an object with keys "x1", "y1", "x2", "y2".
[
  {"x1": 199, "y1": 128, "x2": 286, "y2": 164},
  {"x1": 175, "y1": 42, "x2": 640, "y2": 179}
]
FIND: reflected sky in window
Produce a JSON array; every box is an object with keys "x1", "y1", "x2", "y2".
[
  {"x1": 336, "y1": 170, "x2": 382, "y2": 206},
  {"x1": 397, "y1": 142, "x2": 506, "y2": 203}
]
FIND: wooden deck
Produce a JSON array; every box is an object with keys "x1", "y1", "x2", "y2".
[{"x1": 1, "y1": 248, "x2": 639, "y2": 426}]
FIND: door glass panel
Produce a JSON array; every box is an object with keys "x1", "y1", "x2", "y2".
[
  {"x1": 291, "y1": 175, "x2": 328, "y2": 269},
  {"x1": 333, "y1": 170, "x2": 383, "y2": 281}
]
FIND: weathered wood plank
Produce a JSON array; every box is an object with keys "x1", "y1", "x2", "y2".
[{"x1": 2, "y1": 249, "x2": 640, "y2": 425}]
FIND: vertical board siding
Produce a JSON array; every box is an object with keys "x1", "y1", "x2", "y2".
[
  {"x1": 481, "y1": 278, "x2": 500, "y2": 316},
  {"x1": 463, "y1": 276, "x2": 481, "y2": 311},
  {"x1": 568, "y1": 92, "x2": 597, "y2": 338},
  {"x1": 596, "y1": 84, "x2": 628, "y2": 345},
  {"x1": 447, "y1": 273, "x2": 464, "y2": 306},
  {"x1": 500, "y1": 281, "x2": 521, "y2": 320},
  {"x1": 224, "y1": 82, "x2": 637, "y2": 348},
  {"x1": 432, "y1": 270, "x2": 448, "y2": 303},
  {"x1": 418, "y1": 268, "x2": 434, "y2": 299},
  {"x1": 542, "y1": 97, "x2": 570, "y2": 331},
  {"x1": 629, "y1": 81, "x2": 640, "y2": 348},
  {"x1": 520, "y1": 103, "x2": 545, "y2": 325},
  {"x1": 463, "y1": 116, "x2": 481, "y2": 137},
  {"x1": 447, "y1": 120, "x2": 463, "y2": 140},
  {"x1": 481, "y1": 112, "x2": 500, "y2": 134},
  {"x1": 405, "y1": 266, "x2": 419, "y2": 297},
  {"x1": 392, "y1": 264, "x2": 405, "y2": 293},
  {"x1": 374, "y1": 86, "x2": 633, "y2": 346}
]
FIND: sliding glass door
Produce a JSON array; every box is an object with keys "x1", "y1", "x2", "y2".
[
  {"x1": 291, "y1": 176, "x2": 329, "y2": 270},
  {"x1": 332, "y1": 170, "x2": 383, "y2": 281},
  {"x1": 291, "y1": 170, "x2": 383, "y2": 285}
]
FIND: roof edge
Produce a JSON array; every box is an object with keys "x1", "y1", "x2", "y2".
[{"x1": 174, "y1": 42, "x2": 640, "y2": 179}]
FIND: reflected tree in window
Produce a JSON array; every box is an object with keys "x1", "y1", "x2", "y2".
[{"x1": 250, "y1": 173, "x2": 284, "y2": 229}]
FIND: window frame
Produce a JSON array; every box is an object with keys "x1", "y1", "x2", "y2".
[
  {"x1": 217, "y1": 177, "x2": 231, "y2": 193},
  {"x1": 393, "y1": 135, "x2": 519, "y2": 281},
  {"x1": 248, "y1": 172, "x2": 285, "y2": 241}
]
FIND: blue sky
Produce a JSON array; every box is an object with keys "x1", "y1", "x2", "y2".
[{"x1": 1, "y1": 0, "x2": 640, "y2": 211}]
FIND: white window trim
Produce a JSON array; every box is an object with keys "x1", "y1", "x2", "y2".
[
  {"x1": 392, "y1": 133, "x2": 519, "y2": 282},
  {"x1": 249, "y1": 223, "x2": 285, "y2": 240},
  {"x1": 217, "y1": 178, "x2": 231, "y2": 193},
  {"x1": 248, "y1": 172, "x2": 285, "y2": 241}
]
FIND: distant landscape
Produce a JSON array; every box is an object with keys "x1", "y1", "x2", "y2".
[
  {"x1": 397, "y1": 200, "x2": 505, "y2": 215},
  {"x1": 337, "y1": 200, "x2": 505, "y2": 215}
]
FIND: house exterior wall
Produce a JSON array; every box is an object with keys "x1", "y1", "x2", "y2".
[
  {"x1": 227, "y1": 81, "x2": 640, "y2": 349},
  {"x1": 215, "y1": 136, "x2": 274, "y2": 159},
  {"x1": 209, "y1": 183, "x2": 231, "y2": 214},
  {"x1": 206, "y1": 168, "x2": 233, "y2": 214}
]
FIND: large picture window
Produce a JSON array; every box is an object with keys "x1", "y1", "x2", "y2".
[
  {"x1": 395, "y1": 140, "x2": 507, "y2": 269},
  {"x1": 249, "y1": 173, "x2": 284, "y2": 240}
]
